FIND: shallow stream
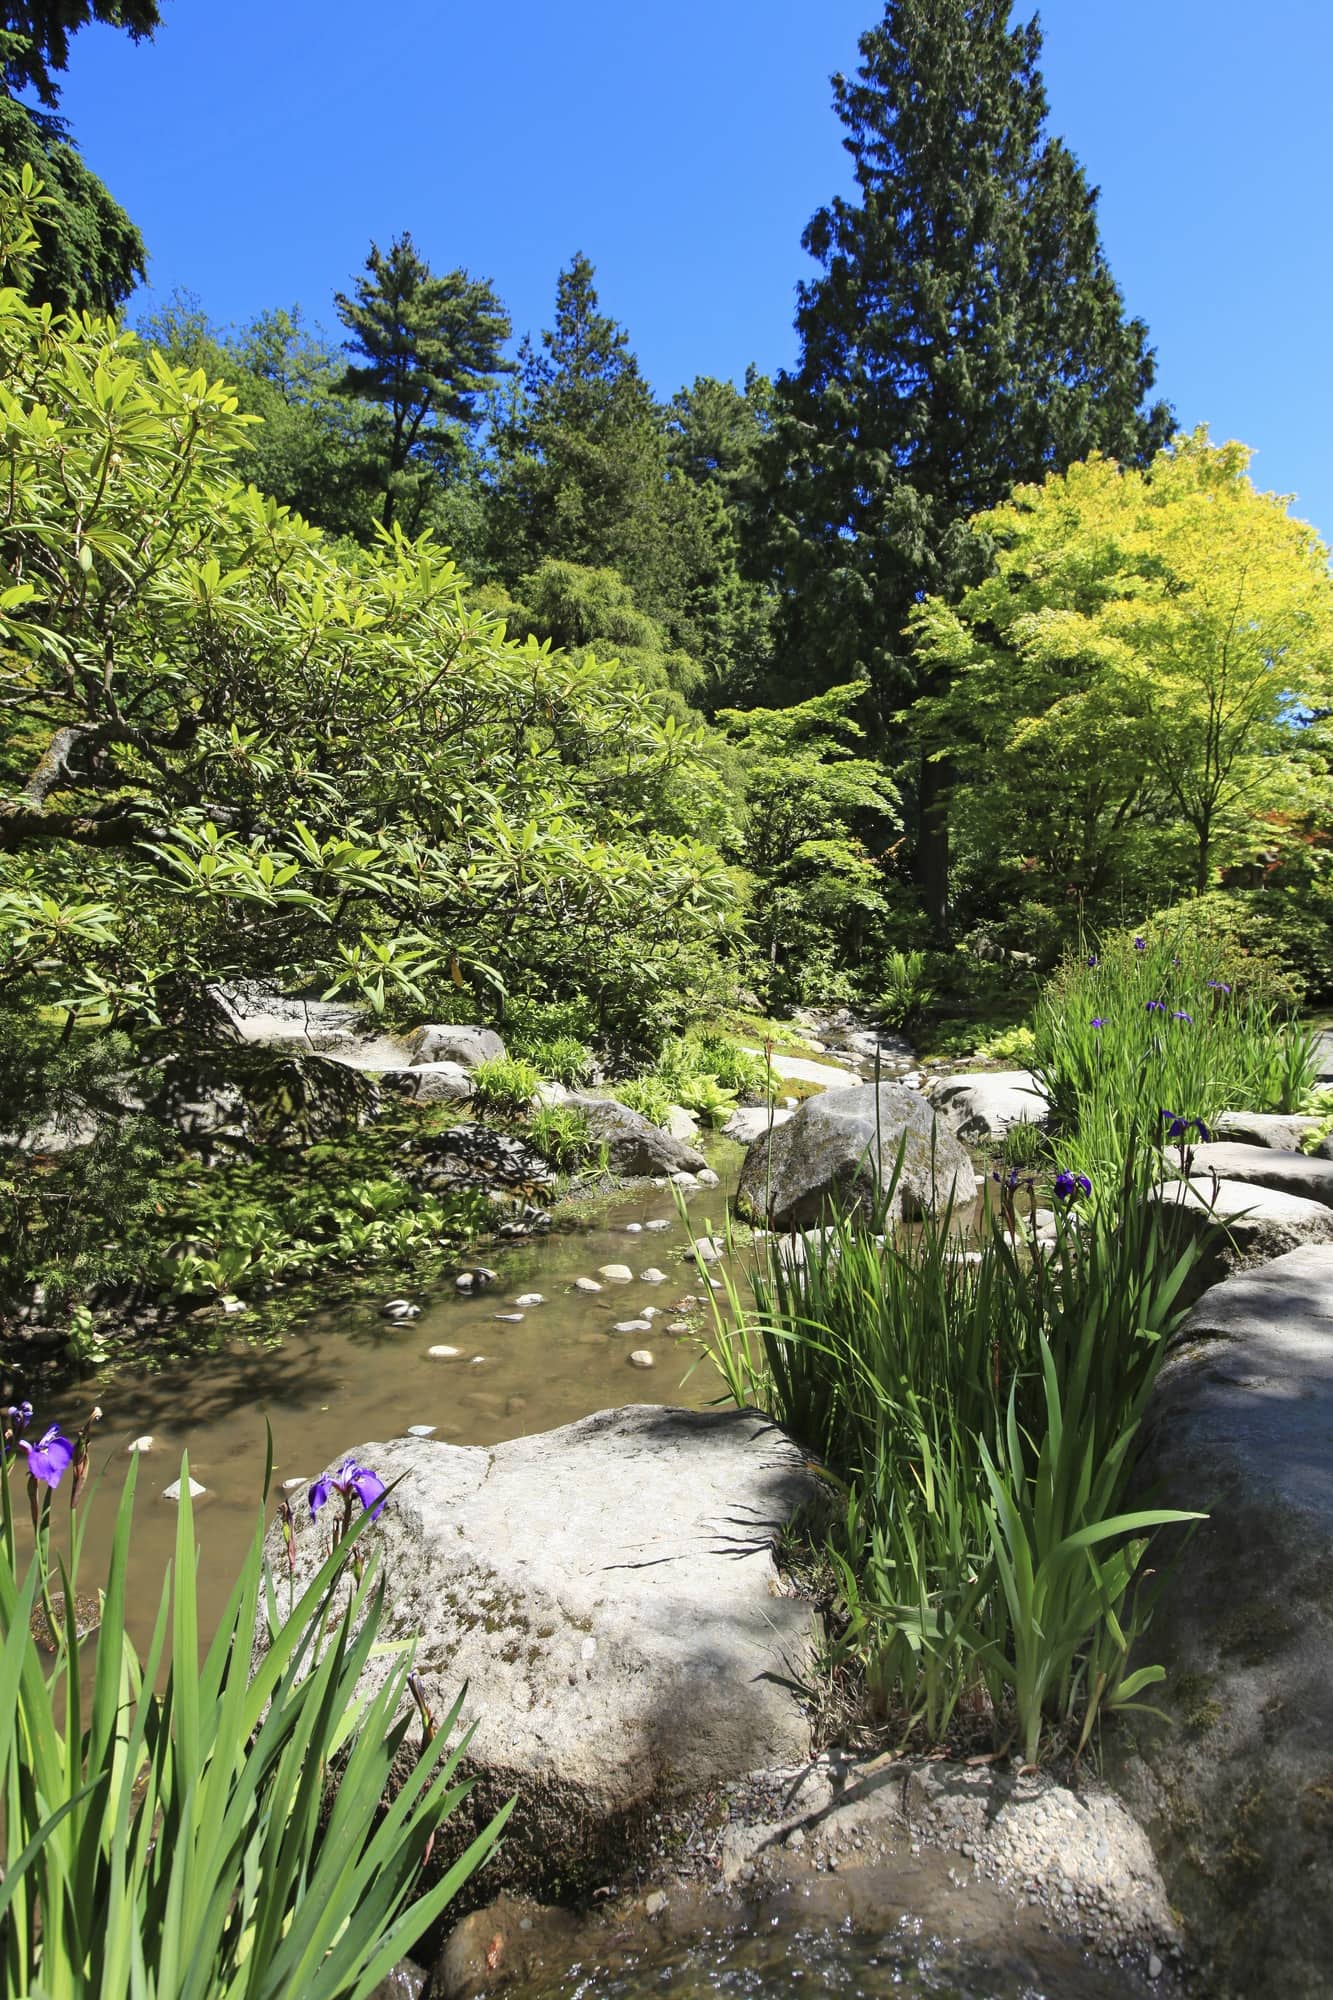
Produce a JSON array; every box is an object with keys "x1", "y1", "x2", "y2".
[{"x1": 38, "y1": 1156, "x2": 745, "y2": 1648}]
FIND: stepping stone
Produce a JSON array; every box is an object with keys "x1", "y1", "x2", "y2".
[
  {"x1": 628, "y1": 1350, "x2": 655, "y2": 1368},
  {"x1": 722, "y1": 1106, "x2": 794, "y2": 1145},
  {"x1": 427, "y1": 1344, "x2": 462, "y2": 1360},
  {"x1": 1150, "y1": 1176, "x2": 1333, "y2": 1280},
  {"x1": 929, "y1": 1069, "x2": 1050, "y2": 1143},
  {"x1": 692, "y1": 1236, "x2": 724, "y2": 1263},
  {"x1": 1184, "y1": 1144, "x2": 1333, "y2": 1209},
  {"x1": 514, "y1": 1293, "x2": 545, "y2": 1307},
  {"x1": 598, "y1": 1263, "x2": 633, "y2": 1282},
  {"x1": 624, "y1": 1222, "x2": 643, "y2": 1233},
  {"x1": 643, "y1": 1218, "x2": 671, "y2": 1231},
  {"x1": 1213, "y1": 1109, "x2": 1328, "y2": 1155},
  {"x1": 639, "y1": 1267, "x2": 668, "y2": 1283},
  {"x1": 614, "y1": 1318, "x2": 653, "y2": 1334},
  {"x1": 494, "y1": 1312, "x2": 525, "y2": 1323},
  {"x1": 574, "y1": 1277, "x2": 603, "y2": 1293}
]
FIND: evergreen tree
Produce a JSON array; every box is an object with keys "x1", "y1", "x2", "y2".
[
  {"x1": 0, "y1": 87, "x2": 142, "y2": 310},
  {"x1": 766, "y1": 0, "x2": 1172, "y2": 927},
  {"x1": 1, "y1": 3, "x2": 159, "y2": 108},
  {"x1": 489, "y1": 255, "x2": 760, "y2": 687},
  {"x1": 335, "y1": 232, "x2": 512, "y2": 531}
]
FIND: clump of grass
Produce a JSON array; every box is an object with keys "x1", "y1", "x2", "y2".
[
  {"x1": 705, "y1": 1144, "x2": 1204, "y2": 1763},
  {"x1": 526, "y1": 1103, "x2": 603, "y2": 1172},
  {"x1": 470, "y1": 1055, "x2": 542, "y2": 1118}
]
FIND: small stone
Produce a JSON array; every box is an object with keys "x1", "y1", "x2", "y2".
[
  {"x1": 1148, "y1": 1954, "x2": 1163, "y2": 1981},
  {"x1": 615, "y1": 1318, "x2": 653, "y2": 1334},
  {"x1": 696, "y1": 1168, "x2": 720, "y2": 1188},
  {"x1": 163, "y1": 1476, "x2": 206, "y2": 1503},
  {"x1": 281, "y1": 1475, "x2": 306, "y2": 1491},
  {"x1": 624, "y1": 1221, "x2": 643, "y2": 1233},
  {"x1": 427, "y1": 1344, "x2": 462, "y2": 1359},
  {"x1": 782, "y1": 1095, "x2": 798, "y2": 1109},
  {"x1": 454, "y1": 1273, "x2": 475, "y2": 1293},
  {"x1": 786, "y1": 1828, "x2": 806, "y2": 1851},
  {"x1": 127, "y1": 1435, "x2": 154, "y2": 1454},
  {"x1": 574, "y1": 1276, "x2": 603, "y2": 1293},
  {"x1": 382, "y1": 1297, "x2": 421, "y2": 1320},
  {"x1": 640, "y1": 1306, "x2": 660, "y2": 1320},
  {"x1": 598, "y1": 1263, "x2": 633, "y2": 1282},
  {"x1": 644, "y1": 1218, "x2": 670, "y2": 1231},
  {"x1": 671, "y1": 1171, "x2": 700, "y2": 1189},
  {"x1": 628, "y1": 1349, "x2": 655, "y2": 1368},
  {"x1": 639, "y1": 1267, "x2": 668, "y2": 1283},
  {"x1": 666, "y1": 1321, "x2": 690, "y2": 1335},
  {"x1": 220, "y1": 1295, "x2": 247, "y2": 1315},
  {"x1": 494, "y1": 1312, "x2": 524, "y2": 1322},
  {"x1": 473, "y1": 1265, "x2": 499, "y2": 1285},
  {"x1": 406, "y1": 1423, "x2": 437, "y2": 1437},
  {"x1": 469, "y1": 1355, "x2": 487, "y2": 1365},
  {"x1": 513, "y1": 1293, "x2": 544, "y2": 1307},
  {"x1": 645, "y1": 1890, "x2": 668, "y2": 1916},
  {"x1": 692, "y1": 1236, "x2": 723, "y2": 1263}
]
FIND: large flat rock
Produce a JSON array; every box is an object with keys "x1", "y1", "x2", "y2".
[
  {"x1": 562, "y1": 1093, "x2": 706, "y2": 1175},
  {"x1": 721, "y1": 1105, "x2": 794, "y2": 1145},
  {"x1": 735, "y1": 1082, "x2": 976, "y2": 1231},
  {"x1": 1212, "y1": 1109, "x2": 1322, "y2": 1153},
  {"x1": 741, "y1": 1049, "x2": 860, "y2": 1091},
  {"x1": 928, "y1": 1069, "x2": 1050, "y2": 1143},
  {"x1": 1184, "y1": 1142, "x2": 1333, "y2": 1208},
  {"x1": 1150, "y1": 1175, "x2": 1333, "y2": 1288},
  {"x1": 1115, "y1": 1247, "x2": 1333, "y2": 1997},
  {"x1": 264, "y1": 1407, "x2": 822, "y2": 1900}
]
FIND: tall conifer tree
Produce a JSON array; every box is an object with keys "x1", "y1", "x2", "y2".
[
  {"x1": 765, "y1": 0, "x2": 1171, "y2": 925},
  {"x1": 335, "y1": 233, "x2": 512, "y2": 531}
]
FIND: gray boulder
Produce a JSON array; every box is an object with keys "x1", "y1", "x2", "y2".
[
  {"x1": 380, "y1": 1061, "x2": 474, "y2": 1105},
  {"x1": 735, "y1": 1082, "x2": 977, "y2": 1231},
  {"x1": 722, "y1": 1105, "x2": 794, "y2": 1145},
  {"x1": 929, "y1": 1069, "x2": 1050, "y2": 1144},
  {"x1": 407, "y1": 1024, "x2": 506, "y2": 1070},
  {"x1": 563, "y1": 1093, "x2": 706, "y2": 1175},
  {"x1": 1212, "y1": 1109, "x2": 1322, "y2": 1153},
  {"x1": 1183, "y1": 1142, "x2": 1333, "y2": 1209},
  {"x1": 1115, "y1": 1246, "x2": 1333, "y2": 1998},
  {"x1": 262, "y1": 1408, "x2": 822, "y2": 1900}
]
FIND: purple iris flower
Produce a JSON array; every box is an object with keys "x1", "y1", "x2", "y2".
[
  {"x1": 1087, "y1": 954, "x2": 1099, "y2": 969},
  {"x1": 1134, "y1": 937, "x2": 1147, "y2": 951},
  {"x1": 1053, "y1": 1170, "x2": 1092, "y2": 1202},
  {"x1": 309, "y1": 1458, "x2": 387, "y2": 1522},
  {"x1": 1207, "y1": 980, "x2": 1232, "y2": 994},
  {"x1": 19, "y1": 1426, "x2": 75, "y2": 1489},
  {"x1": 1159, "y1": 1110, "x2": 1210, "y2": 1143},
  {"x1": 1172, "y1": 1010, "x2": 1193, "y2": 1023},
  {"x1": 3, "y1": 1401, "x2": 34, "y2": 1440},
  {"x1": 1145, "y1": 1000, "x2": 1166, "y2": 1013},
  {"x1": 1090, "y1": 1017, "x2": 1105, "y2": 1030}
]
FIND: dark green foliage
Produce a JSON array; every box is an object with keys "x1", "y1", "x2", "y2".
[
  {"x1": 763, "y1": 0, "x2": 1171, "y2": 923},
  {"x1": 335, "y1": 231, "x2": 513, "y2": 531},
  {"x1": 0, "y1": 91, "x2": 142, "y2": 310},
  {"x1": 0, "y1": 3, "x2": 159, "y2": 107}
]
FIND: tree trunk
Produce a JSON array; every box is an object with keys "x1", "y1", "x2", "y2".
[{"x1": 916, "y1": 750, "x2": 952, "y2": 940}]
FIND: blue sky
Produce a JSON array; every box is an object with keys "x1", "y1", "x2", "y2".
[{"x1": 50, "y1": 0, "x2": 1333, "y2": 539}]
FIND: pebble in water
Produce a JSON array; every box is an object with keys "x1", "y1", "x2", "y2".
[
  {"x1": 163, "y1": 1476, "x2": 206, "y2": 1503},
  {"x1": 624, "y1": 1221, "x2": 643, "y2": 1233},
  {"x1": 696, "y1": 1168, "x2": 720, "y2": 1188},
  {"x1": 574, "y1": 1276, "x2": 603, "y2": 1293},
  {"x1": 382, "y1": 1298, "x2": 422, "y2": 1320},
  {"x1": 598, "y1": 1263, "x2": 633, "y2": 1282},
  {"x1": 614, "y1": 1318, "x2": 653, "y2": 1334},
  {"x1": 494, "y1": 1312, "x2": 524, "y2": 1323},
  {"x1": 665, "y1": 1321, "x2": 690, "y2": 1335},
  {"x1": 127, "y1": 1435, "x2": 154, "y2": 1454},
  {"x1": 406, "y1": 1424, "x2": 437, "y2": 1437},
  {"x1": 639, "y1": 1267, "x2": 668, "y2": 1283},
  {"x1": 513, "y1": 1293, "x2": 545, "y2": 1307},
  {"x1": 468, "y1": 1355, "x2": 488, "y2": 1366},
  {"x1": 628, "y1": 1350, "x2": 655, "y2": 1369},
  {"x1": 281, "y1": 1476, "x2": 306, "y2": 1491},
  {"x1": 428, "y1": 1344, "x2": 463, "y2": 1359},
  {"x1": 692, "y1": 1236, "x2": 724, "y2": 1263},
  {"x1": 643, "y1": 1218, "x2": 670, "y2": 1231},
  {"x1": 454, "y1": 1272, "x2": 475, "y2": 1293}
]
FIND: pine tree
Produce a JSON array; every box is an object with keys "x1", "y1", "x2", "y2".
[
  {"x1": 1, "y1": 5, "x2": 160, "y2": 109},
  {"x1": 766, "y1": 0, "x2": 1172, "y2": 927},
  {"x1": 335, "y1": 233, "x2": 512, "y2": 531}
]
